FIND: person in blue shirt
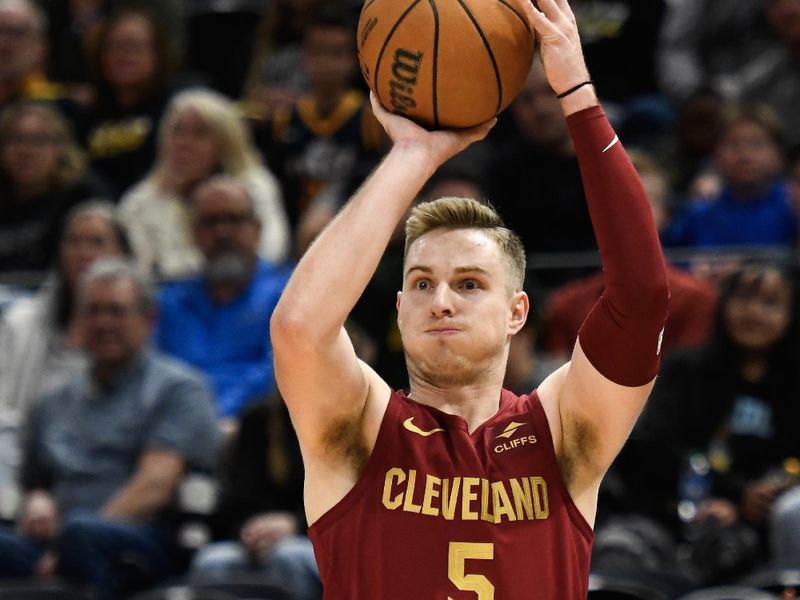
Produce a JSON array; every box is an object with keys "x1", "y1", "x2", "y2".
[
  {"x1": 664, "y1": 102, "x2": 798, "y2": 251},
  {"x1": 155, "y1": 174, "x2": 291, "y2": 422}
]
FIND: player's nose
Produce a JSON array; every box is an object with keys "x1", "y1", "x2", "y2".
[{"x1": 430, "y1": 285, "x2": 455, "y2": 317}]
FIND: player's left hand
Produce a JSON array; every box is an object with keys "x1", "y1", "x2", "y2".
[
  {"x1": 369, "y1": 92, "x2": 495, "y2": 168},
  {"x1": 522, "y1": 0, "x2": 590, "y2": 96}
]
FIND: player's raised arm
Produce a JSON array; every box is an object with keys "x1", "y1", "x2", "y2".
[
  {"x1": 527, "y1": 0, "x2": 670, "y2": 516},
  {"x1": 270, "y1": 99, "x2": 494, "y2": 463}
]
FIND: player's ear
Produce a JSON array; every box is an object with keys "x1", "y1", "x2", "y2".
[
  {"x1": 396, "y1": 291, "x2": 403, "y2": 325},
  {"x1": 509, "y1": 291, "x2": 529, "y2": 335}
]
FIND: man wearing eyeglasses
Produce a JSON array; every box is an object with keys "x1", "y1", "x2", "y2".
[
  {"x1": 0, "y1": 257, "x2": 218, "y2": 600},
  {"x1": 154, "y1": 174, "x2": 292, "y2": 424}
]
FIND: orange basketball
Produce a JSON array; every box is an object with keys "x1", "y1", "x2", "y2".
[{"x1": 357, "y1": 0, "x2": 535, "y2": 129}]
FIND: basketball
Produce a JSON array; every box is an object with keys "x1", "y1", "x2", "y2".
[{"x1": 357, "y1": 0, "x2": 535, "y2": 129}]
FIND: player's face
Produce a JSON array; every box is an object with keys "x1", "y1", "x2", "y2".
[
  {"x1": 397, "y1": 228, "x2": 527, "y2": 386},
  {"x1": 715, "y1": 121, "x2": 783, "y2": 188},
  {"x1": 724, "y1": 268, "x2": 792, "y2": 352}
]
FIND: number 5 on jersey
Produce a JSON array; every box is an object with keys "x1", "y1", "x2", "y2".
[{"x1": 448, "y1": 542, "x2": 494, "y2": 599}]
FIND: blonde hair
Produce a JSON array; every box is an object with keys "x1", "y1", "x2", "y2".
[
  {"x1": 0, "y1": 101, "x2": 86, "y2": 187},
  {"x1": 404, "y1": 196, "x2": 526, "y2": 291},
  {"x1": 155, "y1": 88, "x2": 260, "y2": 179}
]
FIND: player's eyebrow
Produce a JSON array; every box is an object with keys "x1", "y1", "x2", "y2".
[
  {"x1": 404, "y1": 265, "x2": 491, "y2": 279},
  {"x1": 453, "y1": 266, "x2": 490, "y2": 277},
  {"x1": 405, "y1": 265, "x2": 432, "y2": 279}
]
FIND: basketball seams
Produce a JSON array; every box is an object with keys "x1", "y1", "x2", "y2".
[
  {"x1": 428, "y1": 0, "x2": 440, "y2": 128},
  {"x1": 373, "y1": 0, "x2": 425, "y2": 112},
  {"x1": 363, "y1": 0, "x2": 530, "y2": 127},
  {"x1": 453, "y1": 0, "x2": 503, "y2": 115},
  {"x1": 495, "y1": 0, "x2": 530, "y2": 31}
]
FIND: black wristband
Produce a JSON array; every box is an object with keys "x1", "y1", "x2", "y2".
[{"x1": 556, "y1": 80, "x2": 594, "y2": 99}]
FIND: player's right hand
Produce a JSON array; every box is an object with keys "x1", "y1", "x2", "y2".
[{"x1": 369, "y1": 92, "x2": 495, "y2": 167}]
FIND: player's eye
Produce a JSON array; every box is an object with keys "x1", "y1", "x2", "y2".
[
  {"x1": 415, "y1": 279, "x2": 430, "y2": 290},
  {"x1": 461, "y1": 280, "x2": 479, "y2": 290}
]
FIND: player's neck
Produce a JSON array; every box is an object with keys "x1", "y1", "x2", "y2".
[{"x1": 407, "y1": 377, "x2": 505, "y2": 434}]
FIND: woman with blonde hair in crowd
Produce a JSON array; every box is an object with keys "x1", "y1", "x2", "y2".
[
  {"x1": 0, "y1": 100, "x2": 108, "y2": 277},
  {"x1": 0, "y1": 201, "x2": 130, "y2": 499},
  {"x1": 119, "y1": 87, "x2": 290, "y2": 279}
]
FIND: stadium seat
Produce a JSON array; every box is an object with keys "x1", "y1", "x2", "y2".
[
  {"x1": 136, "y1": 573, "x2": 299, "y2": 600},
  {"x1": 739, "y1": 567, "x2": 800, "y2": 596},
  {"x1": 0, "y1": 579, "x2": 94, "y2": 599},
  {"x1": 127, "y1": 586, "x2": 238, "y2": 600},
  {"x1": 675, "y1": 586, "x2": 775, "y2": 600},
  {"x1": 588, "y1": 573, "x2": 672, "y2": 600}
]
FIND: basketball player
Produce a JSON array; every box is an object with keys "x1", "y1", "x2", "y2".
[{"x1": 270, "y1": 0, "x2": 670, "y2": 597}]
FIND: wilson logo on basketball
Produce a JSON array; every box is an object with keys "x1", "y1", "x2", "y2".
[
  {"x1": 360, "y1": 17, "x2": 377, "y2": 48},
  {"x1": 389, "y1": 48, "x2": 423, "y2": 113}
]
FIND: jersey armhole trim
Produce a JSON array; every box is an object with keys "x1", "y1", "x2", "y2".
[
  {"x1": 527, "y1": 390, "x2": 595, "y2": 545},
  {"x1": 307, "y1": 387, "x2": 398, "y2": 537}
]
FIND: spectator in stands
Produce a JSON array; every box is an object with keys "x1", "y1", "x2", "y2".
[
  {"x1": 658, "y1": 88, "x2": 725, "y2": 201},
  {"x1": 240, "y1": 0, "x2": 321, "y2": 122},
  {"x1": 0, "y1": 100, "x2": 108, "y2": 276},
  {"x1": 571, "y1": 0, "x2": 673, "y2": 146},
  {"x1": 258, "y1": 8, "x2": 386, "y2": 232},
  {"x1": 84, "y1": 5, "x2": 179, "y2": 199},
  {"x1": 485, "y1": 59, "x2": 596, "y2": 290},
  {"x1": 120, "y1": 88, "x2": 290, "y2": 279},
  {"x1": 771, "y1": 477, "x2": 800, "y2": 569},
  {"x1": 656, "y1": 0, "x2": 770, "y2": 104},
  {"x1": 0, "y1": 257, "x2": 218, "y2": 600},
  {"x1": 663, "y1": 103, "x2": 798, "y2": 253},
  {"x1": 621, "y1": 262, "x2": 800, "y2": 582},
  {"x1": 41, "y1": 0, "x2": 183, "y2": 100},
  {"x1": 573, "y1": 0, "x2": 666, "y2": 105},
  {"x1": 191, "y1": 396, "x2": 320, "y2": 600},
  {"x1": 732, "y1": 0, "x2": 800, "y2": 148},
  {"x1": 0, "y1": 201, "x2": 130, "y2": 495},
  {"x1": 154, "y1": 175, "x2": 290, "y2": 421},
  {"x1": 183, "y1": 0, "x2": 262, "y2": 99},
  {"x1": 542, "y1": 150, "x2": 718, "y2": 363},
  {"x1": 0, "y1": 0, "x2": 66, "y2": 108}
]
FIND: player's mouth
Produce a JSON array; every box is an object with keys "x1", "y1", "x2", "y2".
[{"x1": 425, "y1": 327, "x2": 461, "y2": 335}]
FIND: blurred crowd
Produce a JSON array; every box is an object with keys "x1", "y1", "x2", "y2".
[{"x1": 1, "y1": 0, "x2": 800, "y2": 598}]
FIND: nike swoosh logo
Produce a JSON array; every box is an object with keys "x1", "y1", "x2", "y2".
[
  {"x1": 403, "y1": 417, "x2": 445, "y2": 437},
  {"x1": 602, "y1": 134, "x2": 619, "y2": 153}
]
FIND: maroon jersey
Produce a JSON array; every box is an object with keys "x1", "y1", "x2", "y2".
[{"x1": 308, "y1": 389, "x2": 594, "y2": 599}]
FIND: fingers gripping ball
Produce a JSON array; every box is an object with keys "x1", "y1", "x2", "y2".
[{"x1": 358, "y1": 0, "x2": 535, "y2": 129}]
